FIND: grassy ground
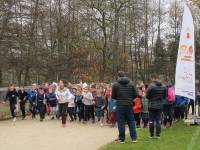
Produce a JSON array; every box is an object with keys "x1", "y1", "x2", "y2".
[{"x1": 100, "y1": 121, "x2": 200, "y2": 150}]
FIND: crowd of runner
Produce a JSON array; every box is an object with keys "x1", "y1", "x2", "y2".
[{"x1": 2, "y1": 74, "x2": 200, "y2": 130}]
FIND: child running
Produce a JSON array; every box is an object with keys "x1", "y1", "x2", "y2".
[
  {"x1": 55, "y1": 80, "x2": 74, "y2": 127},
  {"x1": 139, "y1": 86, "x2": 149, "y2": 128},
  {"x1": 95, "y1": 88, "x2": 106, "y2": 127},
  {"x1": 75, "y1": 88, "x2": 84, "y2": 122},
  {"x1": 4, "y1": 84, "x2": 19, "y2": 122},
  {"x1": 18, "y1": 86, "x2": 28, "y2": 120},
  {"x1": 82, "y1": 83, "x2": 95, "y2": 124},
  {"x1": 32, "y1": 88, "x2": 47, "y2": 122},
  {"x1": 108, "y1": 96, "x2": 117, "y2": 128},
  {"x1": 47, "y1": 87, "x2": 57, "y2": 120}
]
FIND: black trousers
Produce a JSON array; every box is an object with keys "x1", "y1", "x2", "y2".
[
  {"x1": 10, "y1": 104, "x2": 16, "y2": 118},
  {"x1": 149, "y1": 109, "x2": 162, "y2": 137},
  {"x1": 20, "y1": 103, "x2": 26, "y2": 118},
  {"x1": 163, "y1": 104, "x2": 173, "y2": 126},
  {"x1": 59, "y1": 103, "x2": 68, "y2": 124},
  {"x1": 38, "y1": 104, "x2": 46, "y2": 120},
  {"x1": 188, "y1": 100, "x2": 195, "y2": 115},
  {"x1": 174, "y1": 106, "x2": 185, "y2": 119},
  {"x1": 30, "y1": 103, "x2": 36, "y2": 118},
  {"x1": 134, "y1": 113, "x2": 141, "y2": 127},
  {"x1": 84, "y1": 105, "x2": 95, "y2": 122},
  {"x1": 67, "y1": 107, "x2": 75, "y2": 121},
  {"x1": 77, "y1": 104, "x2": 84, "y2": 121}
]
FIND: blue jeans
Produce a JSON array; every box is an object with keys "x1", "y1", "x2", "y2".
[{"x1": 116, "y1": 105, "x2": 137, "y2": 141}]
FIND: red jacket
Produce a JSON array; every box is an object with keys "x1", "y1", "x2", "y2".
[{"x1": 133, "y1": 97, "x2": 142, "y2": 113}]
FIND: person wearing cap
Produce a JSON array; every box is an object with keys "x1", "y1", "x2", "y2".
[
  {"x1": 82, "y1": 83, "x2": 95, "y2": 124},
  {"x1": 112, "y1": 71, "x2": 137, "y2": 144}
]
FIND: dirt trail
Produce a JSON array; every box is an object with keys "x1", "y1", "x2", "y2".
[{"x1": 0, "y1": 118, "x2": 118, "y2": 150}]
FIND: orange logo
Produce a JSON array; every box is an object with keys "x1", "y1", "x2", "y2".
[
  {"x1": 180, "y1": 44, "x2": 193, "y2": 62},
  {"x1": 186, "y1": 32, "x2": 190, "y2": 39}
]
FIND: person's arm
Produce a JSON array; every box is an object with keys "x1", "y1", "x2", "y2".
[
  {"x1": 146, "y1": 88, "x2": 151, "y2": 100},
  {"x1": 32, "y1": 95, "x2": 36, "y2": 105},
  {"x1": 111, "y1": 83, "x2": 118, "y2": 100},
  {"x1": 132, "y1": 85, "x2": 138, "y2": 100},
  {"x1": 3, "y1": 91, "x2": 9, "y2": 104},
  {"x1": 163, "y1": 87, "x2": 167, "y2": 100},
  {"x1": 66, "y1": 89, "x2": 75, "y2": 102},
  {"x1": 89, "y1": 93, "x2": 93, "y2": 101},
  {"x1": 55, "y1": 90, "x2": 59, "y2": 100},
  {"x1": 15, "y1": 90, "x2": 19, "y2": 102}
]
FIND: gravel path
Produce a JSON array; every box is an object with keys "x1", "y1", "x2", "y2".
[{"x1": 0, "y1": 117, "x2": 118, "y2": 150}]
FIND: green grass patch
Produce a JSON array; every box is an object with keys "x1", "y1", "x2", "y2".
[
  {"x1": 100, "y1": 121, "x2": 200, "y2": 150},
  {"x1": 0, "y1": 102, "x2": 29, "y2": 120}
]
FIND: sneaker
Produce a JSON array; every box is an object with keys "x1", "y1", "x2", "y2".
[
  {"x1": 132, "y1": 139, "x2": 137, "y2": 143},
  {"x1": 119, "y1": 140, "x2": 125, "y2": 144},
  {"x1": 157, "y1": 136, "x2": 161, "y2": 140},
  {"x1": 149, "y1": 136, "x2": 153, "y2": 139},
  {"x1": 100, "y1": 123, "x2": 104, "y2": 127}
]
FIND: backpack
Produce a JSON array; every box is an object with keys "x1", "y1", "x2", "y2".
[{"x1": 167, "y1": 87, "x2": 176, "y2": 103}]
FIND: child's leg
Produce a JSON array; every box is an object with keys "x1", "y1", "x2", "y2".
[
  {"x1": 10, "y1": 104, "x2": 16, "y2": 118},
  {"x1": 32, "y1": 105, "x2": 36, "y2": 118},
  {"x1": 84, "y1": 105, "x2": 88, "y2": 121},
  {"x1": 61, "y1": 103, "x2": 68, "y2": 125},
  {"x1": 100, "y1": 110, "x2": 104, "y2": 125},
  {"x1": 21, "y1": 104, "x2": 26, "y2": 118},
  {"x1": 69, "y1": 107, "x2": 74, "y2": 121},
  {"x1": 89, "y1": 105, "x2": 95, "y2": 122}
]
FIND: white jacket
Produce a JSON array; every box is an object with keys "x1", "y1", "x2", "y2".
[{"x1": 55, "y1": 87, "x2": 75, "y2": 104}]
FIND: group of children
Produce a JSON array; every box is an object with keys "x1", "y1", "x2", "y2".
[{"x1": 3, "y1": 81, "x2": 117, "y2": 127}]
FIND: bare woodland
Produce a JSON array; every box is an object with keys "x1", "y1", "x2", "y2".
[{"x1": 0, "y1": 0, "x2": 200, "y2": 86}]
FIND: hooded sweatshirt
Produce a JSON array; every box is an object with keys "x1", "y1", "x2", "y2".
[
  {"x1": 112, "y1": 77, "x2": 137, "y2": 106},
  {"x1": 55, "y1": 87, "x2": 74, "y2": 104}
]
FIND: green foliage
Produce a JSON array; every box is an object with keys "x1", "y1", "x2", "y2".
[
  {"x1": 151, "y1": 37, "x2": 169, "y2": 76},
  {"x1": 100, "y1": 121, "x2": 200, "y2": 150}
]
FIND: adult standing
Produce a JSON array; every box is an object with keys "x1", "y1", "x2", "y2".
[
  {"x1": 146, "y1": 74, "x2": 167, "y2": 140},
  {"x1": 112, "y1": 71, "x2": 137, "y2": 144},
  {"x1": 55, "y1": 80, "x2": 74, "y2": 127}
]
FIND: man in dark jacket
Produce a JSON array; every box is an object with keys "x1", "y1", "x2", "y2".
[
  {"x1": 146, "y1": 74, "x2": 167, "y2": 140},
  {"x1": 112, "y1": 71, "x2": 137, "y2": 144}
]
